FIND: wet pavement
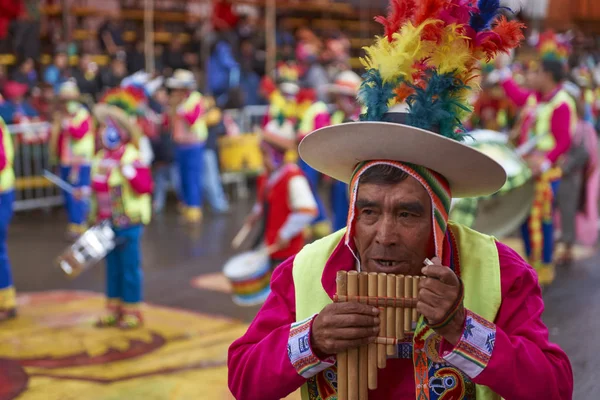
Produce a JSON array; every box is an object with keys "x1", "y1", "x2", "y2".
[{"x1": 7, "y1": 198, "x2": 600, "y2": 399}]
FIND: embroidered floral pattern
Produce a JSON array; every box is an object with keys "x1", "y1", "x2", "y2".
[
  {"x1": 287, "y1": 315, "x2": 335, "y2": 379},
  {"x1": 443, "y1": 310, "x2": 497, "y2": 379}
]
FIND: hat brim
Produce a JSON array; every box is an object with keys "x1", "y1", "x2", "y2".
[
  {"x1": 298, "y1": 122, "x2": 507, "y2": 198},
  {"x1": 165, "y1": 78, "x2": 196, "y2": 90},
  {"x1": 93, "y1": 104, "x2": 142, "y2": 146},
  {"x1": 326, "y1": 84, "x2": 358, "y2": 97}
]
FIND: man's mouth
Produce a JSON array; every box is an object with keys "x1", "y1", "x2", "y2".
[{"x1": 373, "y1": 259, "x2": 401, "y2": 269}]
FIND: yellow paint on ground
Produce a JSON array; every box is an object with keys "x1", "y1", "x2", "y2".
[{"x1": 0, "y1": 291, "x2": 301, "y2": 400}]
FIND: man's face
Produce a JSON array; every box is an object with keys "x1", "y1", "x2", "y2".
[
  {"x1": 55, "y1": 54, "x2": 68, "y2": 69},
  {"x1": 353, "y1": 176, "x2": 434, "y2": 276}
]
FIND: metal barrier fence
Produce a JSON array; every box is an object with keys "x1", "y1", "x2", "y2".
[
  {"x1": 9, "y1": 104, "x2": 315, "y2": 211},
  {"x1": 9, "y1": 122, "x2": 64, "y2": 212}
]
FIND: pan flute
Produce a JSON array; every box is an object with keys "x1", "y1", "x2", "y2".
[{"x1": 334, "y1": 270, "x2": 422, "y2": 400}]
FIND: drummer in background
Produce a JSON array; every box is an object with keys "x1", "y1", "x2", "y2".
[
  {"x1": 296, "y1": 87, "x2": 332, "y2": 240},
  {"x1": 244, "y1": 118, "x2": 317, "y2": 270},
  {"x1": 166, "y1": 69, "x2": 208, "y2": 224},
  {"x1": 497, "y1": 32, "x2": 576, "y2": 286},
  {"x1": 75, "y1": 103, "x2": 153, "y2": 329},
  {"x1": 326, "y1": 70, "x2": 362, "y2": 231},
  {"x1": 0, "y1": 116, "x2": 15, "y2": 322},
  {"x1": 52, "y1": 81, "x2": 95, "y2": 240}
]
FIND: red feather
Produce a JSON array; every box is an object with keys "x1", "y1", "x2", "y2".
[
  {"x1": 492, "y1": 16, "x2": 525, "y2": 52},
  {"x1": 414, "y1": 0, "x2": 446, "y2": 26},
  {"x1": 374, "y1": 0, "x2": 416, "y2": 42}
]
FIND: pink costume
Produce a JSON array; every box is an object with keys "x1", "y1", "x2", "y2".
[
  {"x1": 228, "y1": 237, "x2": 573, "y2": 400},
  {"x1": 502, "y1": 79, "x2": 572, "y2": 165}
]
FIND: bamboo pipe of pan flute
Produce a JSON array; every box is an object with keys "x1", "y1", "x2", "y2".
[
  {"x1": 367, "y1": 272, "x2": 378, "y2": 391},
  {"x1": 386, "y1": 275, "x2": 396, "y2": 356},
  {"x1": 377, "y1": 273, "x2": 387, "y2": 369},
  {"x1": 412, "y1": 277, "x2": 419, "y2": 325},
  {"x1": 336, "y1": 271, "x2": 348, "y2": 400},
  {"x1": 396, "y1": 275, "x2": 405, "y2": 341},
  {"x1": 358, "y1": 272, "x2": 369, "y2": 400},
  {"x1": 347, "y1": 271, "x2": 359, "y2": 400},
  {"x1": 404, "y1": 276, "x2": 412, "y2": 332}
]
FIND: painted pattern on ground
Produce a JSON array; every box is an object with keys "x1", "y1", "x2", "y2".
[{"x1": 0, "y1": 291, "x2": 300, "y2": 400}]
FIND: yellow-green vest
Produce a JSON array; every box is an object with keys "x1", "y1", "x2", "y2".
[
  {"x1": 534, "y1": 89, "x2": 577, "y2": 152},
  {"x1": 292, "y1": 222, "x2": 502, "y2": 400},
  {"x1": 331, "y1": 110, "x2": 345, "y2": 126},
  {"x1": 298, "y1": 102, "x2": 329, "y2": 136},
  {"x1": 182, "y1": 91, "x2": 208, "y2": 142},
  {"x1": 90, "y1": 144, "x2": 151, "y2": 226},
  {"x1": 67, "y1": 106, "x2": 95, "y2": 163},
  {"x1": 0, "y1": 119, "x2": 14, "y2": 193}
]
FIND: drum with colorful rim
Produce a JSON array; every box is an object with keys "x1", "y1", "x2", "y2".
[
  {"x1": 450, "y1": 130, "x2": 534, "y2": 238},
  {"x1": 223, "y1": 251, "x2": 272, "y2": 306}
]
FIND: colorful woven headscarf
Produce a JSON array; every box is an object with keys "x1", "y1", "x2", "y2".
[{"x1": 346, "y1": 161, "x2": 452, "y2": 261}]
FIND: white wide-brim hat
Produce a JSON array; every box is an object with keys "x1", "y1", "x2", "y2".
[
  {"x1": 298, "y1": 105, "x2": 507, "y2": 198},
  {"x1": 166, "y1": 69, "x2": 197, "y2": 90},
  {"x1": 326, "y1": 70, "x2": 361, "y2": 96}
]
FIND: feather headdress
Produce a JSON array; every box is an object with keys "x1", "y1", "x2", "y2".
[
  {"x1": 536, "y1": 30, "x2": 571, "y2": 64},
  {"x1": 99, "y1": 86, "x2": 148, "y2": 117},
  {"x1": 359, "y1": 0, "x2": 525, "y2": 139}
]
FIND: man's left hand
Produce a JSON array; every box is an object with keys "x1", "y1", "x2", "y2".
[{"x1": 417, "y1": 257, "x2": 465, "y2": 346}]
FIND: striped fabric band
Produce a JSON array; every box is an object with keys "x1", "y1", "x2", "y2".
[{"x1": 345, "y1": 160, "x2": 452, "y2": 260}]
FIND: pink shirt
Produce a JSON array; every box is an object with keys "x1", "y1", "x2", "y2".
[
  {"x1": 502, "y1": 79, "x2": 572, "y2": 164},
  {"x1": 228, "y1": 237, "x2": 573, "y2": 399}
]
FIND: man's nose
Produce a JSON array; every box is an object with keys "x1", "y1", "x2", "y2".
[{"x1": 375, "y1": 214, "x2": 397, "y2": 247}]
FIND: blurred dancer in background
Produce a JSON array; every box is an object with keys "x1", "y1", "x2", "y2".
[{"x1": 0, "y1": 116, "x2": 15, "y2": 322}]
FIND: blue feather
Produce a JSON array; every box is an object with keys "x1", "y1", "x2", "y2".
[
  {"x1": 405, "y1": 70, "x2": 470, "y2": 141},
  {"x1": 358, "y1": 69, "x2": 399, "y2": 121},
  {"x1": 469, "y1": 0, "x2": 500, "y2": 32}
]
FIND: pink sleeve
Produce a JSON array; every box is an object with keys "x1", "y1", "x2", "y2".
[
  {"x1": 182, "y1": 103, "x2": 204, "y2": 126},
  {"x1": 442, "y1": 242, "x2": 573, "y2": 399},
  {"x1": 313, "y1": 113, "x2": 331, "y2": 130},
  {"x1": 68, "y1": 117, "x2": 91, "y2": 140},
  {"x1": 91, "y1": 177, "x2": 109, "y2": 193},
  {"x1": 546, "y1": 103, "x2": 573, "y2": 164},
  {"x1": 228, "y1": 256, "x2": 306, "y2": 400},
  {"x1": 0, "y1": 131, "x2": 6, "y2": 171},
  {"x1": 501, "y1": 79, "x2": 534, "y2": 108},
  {"x1": 127, "y1": 163, "x2": 154, "y2": 195}
]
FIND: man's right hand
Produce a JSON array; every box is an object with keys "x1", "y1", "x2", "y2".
[{"x1": 310, "y1": 302, "x2": 380, "y2": 359}]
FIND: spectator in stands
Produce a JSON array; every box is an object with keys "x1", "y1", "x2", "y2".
[
  {"x1": 207, "y1": 33, "x2": 240, "y2": 107},
  {"x1": 239, "y1": 39, "x2": 263, "y2": 106},
  {"x1": 11, "y1": 57, "x2": 38, "y2": 90},
  {"x1": 0, "y1": 80, "x2": 38, "y2": 124},
  {"x1": 99, "y1": 53, "x2": 128, "y2": 91},
  {"x1": 12, "y1": 0, "x2": 41, "y2": 61},
  {"x1": 163, "y1": 36, "x2": 188, "y2": 76},
  {"x1": 98, "y1": 18, "x2": 125, "y2": 57},
  {"x1": 71, "y1": 53, "x2": 100, "y2": 100},
  {"x1": 29, "y1": 82, "x2": 53, "y2": 121},
  {"x1": 127, "y1": 40, "x2": 146, "y2": 75},
  {"x1": 296, "y1": 35, "x2": 330, "y2": 103},
  {"x1": 212, "y1": 0, "x2": 239, "y2": 32},
  {"x1": 43, "y1": 47, "x2": 70, "y2": 93},
  {"x1": 0, "y1": 0, "x2": 22, "y2": 53}
]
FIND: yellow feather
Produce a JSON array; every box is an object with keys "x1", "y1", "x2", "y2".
[
  {"x1": 361, "y1": 20, "x2": 438, "y2": 83},
  {"x1": 426, "y1": 24, "x2": 474, "y2": 75}
]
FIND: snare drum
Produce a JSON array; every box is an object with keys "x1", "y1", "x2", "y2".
[
  {"x1": 223, "y1": 251, "x2": 271, "y2": 306},
  {"x1": 56, "y1": 220, "x2": 116, "y2": 278}
]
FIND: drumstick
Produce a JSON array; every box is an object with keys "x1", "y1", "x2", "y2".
[
  {"x1": 336, "y1": 271, "x2": 348, "y2": 400},
  {"x1": 347, "y1": 271, "x2": 359, "y2": 400},
  {"x1": 231, "y1": 223, "x2": 251, "y2": 249},
  {"x1": 43, "y1": 170, "x2": 76, "y2": 194}
]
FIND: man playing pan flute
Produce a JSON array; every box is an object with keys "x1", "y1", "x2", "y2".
[{"x1": 228, "y1": 1, "x2": 573, "y2": 399}]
